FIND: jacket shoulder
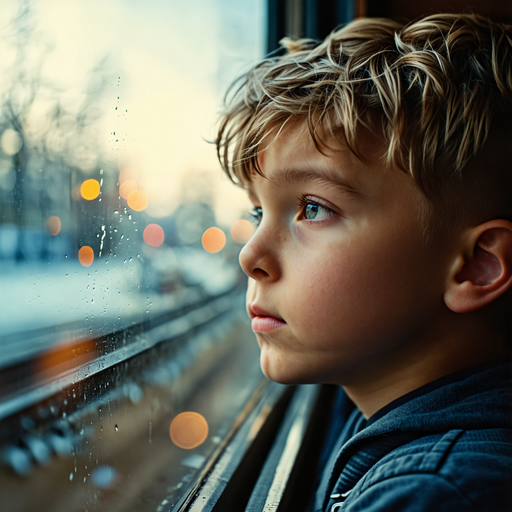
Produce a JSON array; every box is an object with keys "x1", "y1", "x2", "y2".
[{"x1": 342, "y1": 429, "x2": 512, "y2": 512}]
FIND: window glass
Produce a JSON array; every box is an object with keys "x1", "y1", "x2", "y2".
[{"x1": 0, "y1": 1, "x2": 265, "y2": 510}]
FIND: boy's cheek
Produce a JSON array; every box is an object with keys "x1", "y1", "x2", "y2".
[
  {"x1": 245, "y1": 278, "x2": 256, "y2": 305},
  {"x1": 246, "y1": 277, "x2": 255, "y2": 293}
]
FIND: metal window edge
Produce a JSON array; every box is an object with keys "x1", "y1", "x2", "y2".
[{"x1": 176, "y1": 383, "x2": 322, "y2": 512}]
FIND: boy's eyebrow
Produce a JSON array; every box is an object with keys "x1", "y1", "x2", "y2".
[{"x1": 273, "y1": 167, "x2": 362, "y2": 195}]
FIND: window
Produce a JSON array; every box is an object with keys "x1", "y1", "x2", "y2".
[{"x1": 0, "y1": 1, "x2": 268, "y2": 510}]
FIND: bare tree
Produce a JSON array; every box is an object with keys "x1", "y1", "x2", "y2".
[{"x1": 0, "y1": 0, "x2": 113, "y2": 261}]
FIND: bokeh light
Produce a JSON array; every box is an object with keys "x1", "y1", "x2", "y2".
[
  {"x1": 231, "y1": 219, "x2": 254, "y2": 243},
  {"x1": 202, "y1": 227, "x2": 226, "y2": 253},
  {"x1": 91, "y1": 466, "x2": 118, "y2": 489},
  {"x1": 119, "y1": 180, "x2": 138, "y2": 199},
  {"x1": 127, "y1": 190, "x2": 148, "y2": 212},
  {"x1": 46, "y1": 216, "x2": 61, "y2": 236},
  {"x1": 80, "y1": 179, "x2": 100, "y2": 200},
  {"x1": 143, "y1": 224, "x2": 164, "y2": 247},
  {"x1": 71, "y1": 184, "x2": 81, "y2": 201},
  {"x1": 170, "y1": 412, "x2": 208, "y2": 449},
  {"x1": 78, "y1": 246, "x2": 94, "y2": 267},
  {"x1": 35, "y1": 338, "x2": 97, "y2": 380},
  {"x1": 119, "y1": 167, "x2": 138, "y2": 184},
  {"x1": 1, "y1": 128, "x2": 22, "y2": 156}
]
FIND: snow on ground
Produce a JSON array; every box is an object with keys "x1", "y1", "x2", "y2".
[{"x1": 0, "y1": 249, "x2": 238, "y2": 354}]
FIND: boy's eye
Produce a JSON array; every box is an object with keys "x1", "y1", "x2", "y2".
[
  {"x1": 249, "y1": 207, "x2": 263, "y2": 226},
  {"x1": 298, "y1": 197, "x2": 334, "y2": 221},
  {"x1": 303, "y1": 203, "x2": 324, "y2": 220}
]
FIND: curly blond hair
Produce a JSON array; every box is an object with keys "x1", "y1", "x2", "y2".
[{"x1": 216, "y1": 13, "x2": 512, "y2": 230}]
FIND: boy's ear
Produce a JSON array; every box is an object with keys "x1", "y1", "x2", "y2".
[{"x1": 444, "y1": 220, "x2": 512, "y2": 313}]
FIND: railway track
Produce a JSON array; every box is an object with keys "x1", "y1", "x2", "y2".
[{"x1": 0, "y1": 282, "x2": 329, "y2": 512}]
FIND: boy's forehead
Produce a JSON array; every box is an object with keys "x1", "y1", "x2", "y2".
[
  {"x1": 249, "y1": 122, "x2": 383, "y2": 196},
  {"x1": 247, "y1": 165, "x2": 362, "y2": 199}
]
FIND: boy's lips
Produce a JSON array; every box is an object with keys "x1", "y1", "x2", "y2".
[{"x1": 248, "y1": 304, "x2": 287, "y2": 332}]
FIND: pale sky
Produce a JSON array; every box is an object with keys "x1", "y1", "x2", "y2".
[{"x1": 0, "y1": 0, "x2": 265, "y2": 225}]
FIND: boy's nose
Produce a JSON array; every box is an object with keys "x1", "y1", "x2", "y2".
[{"x1": 239, "y1": 231, "x2": 279, "y2": 281}]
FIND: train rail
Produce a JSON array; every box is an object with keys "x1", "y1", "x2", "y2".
[
  {"x1": 0, "y1": 278, "x2": 331, "y2": 512},
  {"x1": 0, "y1": 285, "x2": 239, "y2": 421}
]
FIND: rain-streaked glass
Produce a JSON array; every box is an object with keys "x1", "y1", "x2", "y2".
[{"x1": 0, "y1": 1, "x2": 265, "y2": 510}]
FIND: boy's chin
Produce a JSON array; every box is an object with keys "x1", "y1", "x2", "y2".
[
  {"x1": 262, "y1": 372, "x2": 323, "y2": 386},
  {"x1": 260, "y1": 355, "x2": 323, "y2": 386}
]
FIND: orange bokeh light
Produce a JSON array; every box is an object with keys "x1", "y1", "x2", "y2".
[
  {"x1": 231, "y1": 219, "x2": 254, "y2": 243},
  {"x1": 78, "y1": 246, "x2": 94, "y2": 267},
  {"x1": 202, "y1": 227, "x2": 226, "y2": 253},
  {"x1": 119, "y1": 180, "x2": 138, "y2": 199},
  {"x1": 143, "y1": 224, "x2": 164, "y2": 247},
  {"x1": 170, "y1": 412, "x2": 208, "y2": 449},
  {"x1": 71, "y1": 184, "x2": 82, "y2": 201},
  {"x1": 119, "y1": 167, "x2": 138, "y2": 184},
  {"x1": 127, "y1": 190, "x2": 148, "y2": 212},
  {"x1": 35, "y1": 338, "x2": 98, "y2": 381},
  {"x1": 47, "y1": 216, "x2": 61, "y2": 236},
  {"x1": 80, "y1": 179, "x2": 100, "y2": 200}
]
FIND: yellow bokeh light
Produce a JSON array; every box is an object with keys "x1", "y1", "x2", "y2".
[
  {"x1": 47, "y1": 216, "x2": 61, "y2": 236},
  {"x1": 231, "y1": 219, "x2": 254, "y2": 243},
  {"x1": 127, "y1": 190, "x2": 148, "y2": 212},
  {"x1": 170, "y1": 412, "x2": 208, "y2": 450},
  {"x1": 78, "y1": 246, "x2": 94, "y2": 267},
  {"x1": 143, "y1": 224, "x2": 164, "y2": 247},
  {"x1": 119, "y1": 180, "x2": 138, "y2": 199},
  {"x1": 202, "y1": 227, "x2": 226, "y2": 253},
  {"x1": 81, "y1": 179, "x2": 100, "y2": 200}
]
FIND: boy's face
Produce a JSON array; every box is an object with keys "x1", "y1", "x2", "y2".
[{"x1": 241, "y1": 123, "x2": 454, "y2": 386}]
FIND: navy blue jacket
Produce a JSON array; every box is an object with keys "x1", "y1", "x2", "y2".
[{"x1": 314, "y1": 360, "x2": 512, "y2": 512}]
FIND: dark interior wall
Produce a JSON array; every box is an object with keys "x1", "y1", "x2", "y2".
[
  {"x1": 267, "y1": 0, "x2": 512, "y2": 54},
  {"x1": 267, "y1": 0, "x2": 359, "y2": 53},
  {"x1": 366, "y1": 0, "x2": 512, "y2": 23}
]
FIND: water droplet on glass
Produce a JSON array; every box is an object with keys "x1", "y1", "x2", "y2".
[{"x1": 91, "y1": 465, "x2": 118, "y2": 489}]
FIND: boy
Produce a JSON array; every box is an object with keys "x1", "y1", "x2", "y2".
[{"x1": 216, "y1": 13, "x2": 511, "y2": 511}]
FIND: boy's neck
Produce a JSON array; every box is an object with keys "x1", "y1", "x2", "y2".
[{"x1": 341, "y1": 316, "x2": 510, "y2": 419}]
